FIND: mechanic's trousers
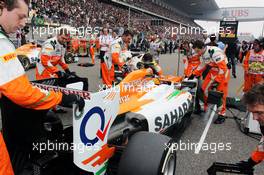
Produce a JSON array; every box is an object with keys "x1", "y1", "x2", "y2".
[
  {"x1": 101, "y1": 62, "x2": 114, "y2": 87},
  {"x1": 183, "y1": 58, "x2": 200, "y2": 77},
  {"x1": 243, "y1": 73, "x2": 264, "y2": 92},
  {"x1": 201, "y1": 70, "x2": 230, "y2": 116},
  {"x1": 90, "y1": 46, "x2": 95, "y2": 64},
  {"x1": 0, "y1": 133, "x2": 14, "y2": 175}
]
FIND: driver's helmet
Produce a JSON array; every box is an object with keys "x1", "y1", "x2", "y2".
[
  {"x1": 141, "y1": 53, "x2": 155, "y2": 68},
  {"x1": 142, "y1": 53, "x2": 154, "y2": 64}
]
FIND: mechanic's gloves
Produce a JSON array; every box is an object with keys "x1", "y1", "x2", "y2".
[
  {"x1": 188, "y1": 74, "x2": 196, "y2": 80},
  {"x1": 56, "y1": 70, "x2": 76, "y2": 79},
  {"x1": 60, "y1": 94, "x2": 85, "y2": 111},
  {"x1": 236, "y1": 158, "x2": 258, "y2": 170},
  {"x1": 121, "y1": 64, "x2": 129, "y2": 73},
  {"x1": 65, "y1": 69, "x2": 76, "y2": 76},
  {"x1": 65, "y1": 69, "x2": 72, "y2": 74},
  {"x1": 56, "y1": 71, "x2": 66, "y2": 78},
  {"x1": 149, "y1": 65, "x2": 159, "y2": 76},
  {"x1": 211, "y1": 81, "x2": 220, "y2": 90}
]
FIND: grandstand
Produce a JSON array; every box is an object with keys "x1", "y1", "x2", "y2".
[{"x1": 29, "y1": 0, "x2": 202, "y2": 35}]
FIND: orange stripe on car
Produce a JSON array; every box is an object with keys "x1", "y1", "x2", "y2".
[{"x1": 82, "y1": 144, "x2": 115, "y2": 167}]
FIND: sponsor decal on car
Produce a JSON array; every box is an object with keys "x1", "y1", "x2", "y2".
[{"x1": 154, "y1": 99, "x2": 191, "y2": 132}]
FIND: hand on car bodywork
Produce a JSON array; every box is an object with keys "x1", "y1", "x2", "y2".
[
  {"x1": 60, "y1": 94, "x2": 85, "y2": 111},
  {"x1": 236, "y1": 158, "x2": 257, "y2": 170},
  {"x1": 56, "y1": 71, "x2": 66, "y2": 78},
  {"x1": 188, "y1": 74, "x2": 196, "y2": 80},
  {"x1": 65, "y1": 69, "x2": 76, "y2": 75}
]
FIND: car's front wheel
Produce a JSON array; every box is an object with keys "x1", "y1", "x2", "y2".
[{"x1": 18, "y1": 55, "x2": 30, "y2": 71}]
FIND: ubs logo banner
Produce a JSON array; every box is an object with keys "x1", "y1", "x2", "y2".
[{"x1": 222, "y1": 9, "x2": 249, "y2": 18}]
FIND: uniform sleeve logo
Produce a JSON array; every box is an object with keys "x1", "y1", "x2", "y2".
[
  {"x1": 50, "y1": 40, "x2": 57, "y2": 50},
  {"x1": 1, "y1": 52, "x2": 16, "y2": 62},
  {"x1": 208, "y1": 49, "x2": 214, "y2": 58}
]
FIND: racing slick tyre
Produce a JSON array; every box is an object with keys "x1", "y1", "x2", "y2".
[
  {"x1": 117, "y1": 131, "x2": 176, "y2": 175},
  {"x1": 18, "y1": 55, "x2": 30, "y2": 71}
]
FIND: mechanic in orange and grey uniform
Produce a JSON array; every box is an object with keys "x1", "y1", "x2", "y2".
[
  {"x1": 0, "y1": 1, "x2": 85, "y2": 174},
  {"x1": 182, "y1": 40, "x2": 202, "y2": 114},
  {"x1": 182, "y1": 41, "x2": 201, "y2": 77},
  {"x1": 190, "y1": 40, "x2": 230, "y2": 124},
  {"x1": 236, "y1": 84, "x2": 264, "y2": 169},
  {"x1": 36, "y1": 29, "x2": 88, "y2": 90},
  {"x1": 89, "y1": 34, "x2": 96, "y2": 64},
  {"x1": 36, "y1": 29, "x2": 71, "y2": 80},
  {"x1": 102, "y1": 30, "x2": 133, "y2": 86},
  {"x1": 243, "y1": 38, "x2": 264, "y2": 92}
]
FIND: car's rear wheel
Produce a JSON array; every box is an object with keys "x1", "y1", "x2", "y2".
[{"x1": 117, "y1": 131, "x2": 176, "y2": 175}]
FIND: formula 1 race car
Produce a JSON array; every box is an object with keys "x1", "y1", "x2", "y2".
[
  {"x1": 16, "y1": 42, "x2": 41, "y2": 70},
  {"x1": 1, "y1": 67, "x2": 198, "y2": 175}
]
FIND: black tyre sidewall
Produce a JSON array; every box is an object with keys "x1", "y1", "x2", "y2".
[
  {"x1": 19, "y1": 56, "x2": 30, "y2": 70},
  {"x1": 117, "y1": 132, "x2": 176, "y2": 175}
]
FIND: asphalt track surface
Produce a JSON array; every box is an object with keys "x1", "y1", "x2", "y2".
[{"x1": 1, "y1": 52, "x2": 264, "y2": 175}]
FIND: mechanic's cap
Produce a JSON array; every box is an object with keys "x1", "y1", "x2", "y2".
[{"x1": 142, "y1": 53, "x2": 154, "y2": 63}]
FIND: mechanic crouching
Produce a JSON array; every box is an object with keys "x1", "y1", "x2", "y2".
[
  {"x1": 0, "y1": 0, "x2": 85, "y2": 174},
  {"x1": 35, "y1": 28, "x2": 88, "y2": 91},
  {"x1": 237, "y1": 84, "x2": 264, "y2": 169},
  {"x1": 189, "y1": 40, "x2": 230, "y2": 124},
  {"x1": 182, "y1": 40, "x2": 201, "y2": 77},
  {"x1": 102, "y1": 30, "x2": 133, "y2": 86}
]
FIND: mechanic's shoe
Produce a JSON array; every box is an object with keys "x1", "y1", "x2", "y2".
[
  {"x1": 214, "y1": 115, "x2": 226, "y2": 124},
  {"x1": 233, "y1": 74, "x2": 237, "y2": 78},
  {"x1": 194, "y1": 108, "x2": 204, "y2": 115}
]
